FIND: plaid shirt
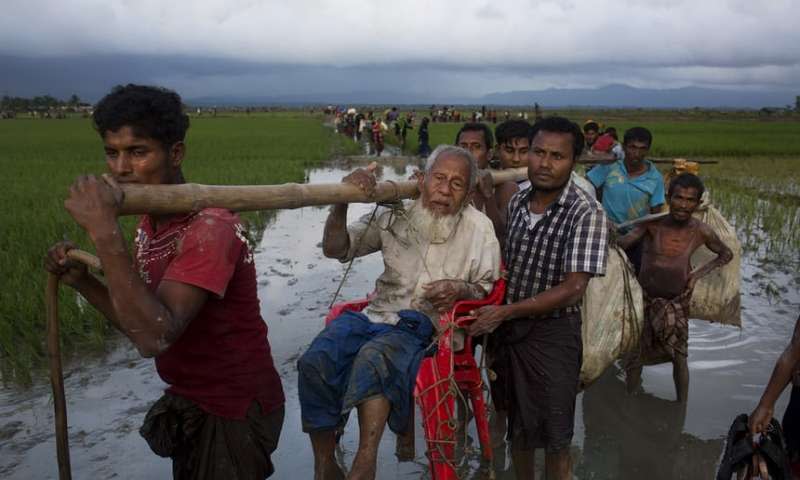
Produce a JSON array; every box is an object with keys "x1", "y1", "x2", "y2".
[{"x1": 504, "y1": 179, "x2": 609, "y2": 318}]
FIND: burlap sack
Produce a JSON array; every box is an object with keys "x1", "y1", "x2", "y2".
[
  {"x1": 690, "y1": 196, "x2": 742, "y2": 327},
  {"x1": 581, "y1": 246, "x2": 644, "y2": 387}
]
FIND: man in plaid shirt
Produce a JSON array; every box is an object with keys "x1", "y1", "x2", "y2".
[{"x1": 468, "y1": 116, "x2": 608, "y2": 480}]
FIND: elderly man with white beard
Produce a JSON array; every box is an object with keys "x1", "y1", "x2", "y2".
[{"x1": 297, "y1": 145, "x2": 502, "y2": 480}]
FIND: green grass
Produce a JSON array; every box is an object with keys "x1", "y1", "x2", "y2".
[
  {"x1": 0, "y1": 112, "x2": 358, "y2": 384},
  {"x1": 398, "y1": 117, "x2": 800, "y2": 158}
]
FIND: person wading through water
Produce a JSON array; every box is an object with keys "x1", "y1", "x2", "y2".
[
  {"x1": 468, "y1": 116, "x2": 609, "y2": 480},
  {"x1": 44, "y1": 84, "x2": 285, "y2": 480},
  {"x1": 618, "y1": 173, "x2": 733, "y2": 403},
  {"x1": 297, "y1": 146, "x2": 501, "y2": 480}
]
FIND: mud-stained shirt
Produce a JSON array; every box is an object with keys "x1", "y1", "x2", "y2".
[
  {"x1": 134, "y1": 208, "x2": 285, "y2": 420},
  {"x1": 342, "y1": 200, "x2": 501, "y2": 325}
]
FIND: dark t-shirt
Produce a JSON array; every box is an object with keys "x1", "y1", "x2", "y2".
[{"x1": 134, "y1": 208, "x2": 285, "y2": 419}]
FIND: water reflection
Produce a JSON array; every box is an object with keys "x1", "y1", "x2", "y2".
[{"x1": 578, "y1": 368, "x2": 722, "y2": 480}]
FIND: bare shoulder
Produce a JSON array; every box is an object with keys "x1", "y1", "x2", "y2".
[
  {"x1": 647, "y1": 216, "x2": 670, "y2": 233},
  {"x1": 694, "y1": 218, "x2": 717, "y2": 238}
]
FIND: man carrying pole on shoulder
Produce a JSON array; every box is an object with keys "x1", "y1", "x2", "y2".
[
  {"x1": 44, "y1": 84, "x2": 285, "y2": 480},
  {"x1": 617, "y1": 173, "x2": 733, "y2": 402}
]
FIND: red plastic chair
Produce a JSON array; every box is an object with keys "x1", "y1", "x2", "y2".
[{"x1": 324, "y1": 277, "x2": 507, "y2": 480}]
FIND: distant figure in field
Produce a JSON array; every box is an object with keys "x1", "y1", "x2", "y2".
[
  {"x1": 399, "y1": 113, "x2": 414, "y2": 148},
  {"x1": 618, "y1": 173, "x2": 733, "y2": 402},
  {"x1": 355, "y1": 112, "x2": 366, "y2": 142},
  {"x1": 417, "y1": 117, "x2": 431, "y2": 157},
  {"x1": 371, "y1": 119, "x2": 386, "y2": 156}
]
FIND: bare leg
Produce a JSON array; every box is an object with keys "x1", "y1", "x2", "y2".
[
  {"x1": 626, "y1": 365, "x2": 643, "y2": 395},
  {"x1": 349, "y1": 396, "x2": 391, "y2": 480},
  {"x1": 511, "y1": 445, "x2": 536, "y2": 479},
  {"x1": 673, "y1": 354, "x2": 689, "y2": 403},
  {"x1": 310, "y1": 430, "x2": 345, "y2": 480},
  {"x1": 545, "y1": 450, "x2": 572, "y2": 480}
]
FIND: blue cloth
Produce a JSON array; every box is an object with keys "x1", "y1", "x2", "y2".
[
  {"x1": 587, "y1": 160, "x2": 665, "y2": 226},
  {"x1": 297, "y1": 309, "x2": 434, "y2": 434}
]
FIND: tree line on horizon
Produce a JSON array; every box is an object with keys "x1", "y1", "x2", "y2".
[{"x1": 1, "y1": 94, "x2": 89, "y2": 113}]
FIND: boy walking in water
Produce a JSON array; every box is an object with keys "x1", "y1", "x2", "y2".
[{"x1": 618, "y1": 173, "x2": 733, "y2": 402}]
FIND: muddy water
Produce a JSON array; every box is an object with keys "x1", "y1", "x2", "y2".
[{"x1": 1, "y1": 158, "x2": 799, "y2": 479}]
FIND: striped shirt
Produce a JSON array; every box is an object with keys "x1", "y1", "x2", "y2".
[{"x1": 504, "y1": 179, "x2": 609, "y2": 318}]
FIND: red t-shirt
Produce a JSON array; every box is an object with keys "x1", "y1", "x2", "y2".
[
  {"x1": 592, "y1": 133, "x2": 616, "y2": 153},
  {"x1": 134, "y1": 208, "x2": 285, "y2": 419}
]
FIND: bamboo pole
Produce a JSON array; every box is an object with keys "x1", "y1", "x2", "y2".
[{"x1": 119, "y1": 167, "x2": 529, "y2": 216}]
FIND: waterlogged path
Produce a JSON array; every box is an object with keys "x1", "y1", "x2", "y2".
[{"x1": 1, "y1": 158, "x2": 799, "y2": 479}]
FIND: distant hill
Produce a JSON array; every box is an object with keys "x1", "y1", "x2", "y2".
[
  {"x1": 187, "y1": 92, "x2": 446, "y2": 107},
  {"x1": 188, "y1": 84, "x2": 796, "y2": 109}
]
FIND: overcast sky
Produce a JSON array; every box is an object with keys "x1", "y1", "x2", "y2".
[{"x1": 2, "y1": 0, "x2": 799, "y2": 102}]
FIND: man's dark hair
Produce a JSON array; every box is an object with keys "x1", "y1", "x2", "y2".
[
  {"x1": 529, "y1": 116, "x2": 584, "y2": 159},
  {"x1": 605, "y1": 126, "x2": 618, "y2": 140},
  {"x1": 583, "y1": 121, "x2": 599, "y2": 133},
  {"x1": 495, "y1": 120, "x2": 531, "y2": 146},
  {"x1": 668, "y1": 173, "x2": 705, "y2": 200},
  {"x1": 93, "y1": 84, "x2": 190, "y2": 149},
  {"x1": 623, "y1": 126, "x2": 653, "y2": 147},
  {"x1": 455, "y1": 122, "x2": 493, "y2": 150}
]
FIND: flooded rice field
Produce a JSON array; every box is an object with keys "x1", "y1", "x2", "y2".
[{"x1": 1, "y1": 157, "x2": 798, "y2": 479}]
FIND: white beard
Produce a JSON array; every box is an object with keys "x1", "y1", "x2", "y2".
[{"x1": 406, "y1": 200, "x2": 462, "y2": 244}]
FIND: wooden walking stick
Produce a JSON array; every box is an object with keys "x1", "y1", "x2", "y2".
[{"x1": 45, "y1": 250, "x2": 101, "y2": 480}]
